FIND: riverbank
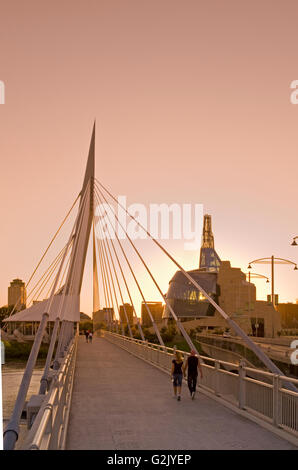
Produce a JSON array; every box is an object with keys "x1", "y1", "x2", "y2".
[{"x1": 2, "y1": 340, "x2": 52, "y2": 362}]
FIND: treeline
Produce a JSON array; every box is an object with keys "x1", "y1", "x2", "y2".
[{"x1": 3, "y1": 340, "x2": 50, "y2": 361}]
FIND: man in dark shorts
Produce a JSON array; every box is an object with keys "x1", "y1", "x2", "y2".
[{"x1": 183, "y1": 350, "x2": 203, "y2": 399}]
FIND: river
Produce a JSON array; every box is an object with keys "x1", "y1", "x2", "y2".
[{"x1": 1, "y1": 360, "x2": 45, "y2": 449}]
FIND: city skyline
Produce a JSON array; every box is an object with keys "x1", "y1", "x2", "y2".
[{"x1": 2, "y1": 204, "x2": 298, "y2": 319}]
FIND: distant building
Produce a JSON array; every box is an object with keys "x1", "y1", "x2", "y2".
[
  {"x1": 93, "y1": 307, "x2": 114, "y2": 326},
  {"x1": 163, "y1": 214, "x2": 221, "y2": 321},
  {"x1": 163, "y1": 260, "x2": 281, "y2": 338},
  {"x1": 277, "y1": 302, "x2": 298, "y2": 329},
  {"x1": 199, "y1": 214, "x2": 221, "y2": 272},
  {"x1": 163, "y1": 269, "x2": 219, "y2": 320},
  {"x1": 162, "y1": 214, "x2": 282, "y2": 338},
  {"x1": 119, "y1": 304, "x2": 133, "y2": 325},
  {"x1": 216, "y1": 261, "x2": 281, "y2": 338},
  {"x1": 141, "y1": 301, "x2": 163, "y2": 327},
  {"x1": 8, "y1": 278, "x2": 26, "y2": 310},
  {"x1": 267, "y1": 294, "x2": 279, "y2": 305}
]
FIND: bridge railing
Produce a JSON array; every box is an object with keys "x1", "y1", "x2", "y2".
[
  {"x1": 104, "y1": 331, "x2": 298, "y2": 439},
  {"x1": 22, "y1": 336, "x2": 77, "y2": 450}
]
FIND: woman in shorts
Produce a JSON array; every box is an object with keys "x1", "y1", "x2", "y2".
[{"x1": 171, "y1": 351, "x2": 184, "y2": 401}]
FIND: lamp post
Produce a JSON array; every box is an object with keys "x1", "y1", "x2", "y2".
[
  {"x1": 247, "y1": 257, "x2": 297, "y2": 309},
  {"x1": 291, "y1": 236, "x2": 298, "y2": 246},
  {"x1": 245, "y1": 272, "x2": 269, "y2": 337},
  {"x1": 246, "y1": 272, "x2": 270, "y2": 284}
]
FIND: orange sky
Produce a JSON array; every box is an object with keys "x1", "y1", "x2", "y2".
[{"x1": 0, "y1": 1, "x2": 298, "y2": 316}]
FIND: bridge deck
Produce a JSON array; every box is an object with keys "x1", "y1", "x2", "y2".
[{"x1": 66, "y1": 336, "x2": 296, "y2": 450}]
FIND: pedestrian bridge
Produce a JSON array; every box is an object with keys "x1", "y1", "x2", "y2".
[
  {"x1": 3, "y1": 126, "x2": 298, "y2": 451},
  {"x1": 21, "y1": 333, "x2": 298, "y2": 450}
]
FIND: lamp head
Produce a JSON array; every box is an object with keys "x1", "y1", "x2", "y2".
[
  {"x1": 266, "y1": 279, "x2": 269, "y2": 283},
  {"x1": 248, "y1": 264, "x2": 252, "y2": 270},
  {"x1": 291, "y1": 239, "x2": 297, "y2": 246},
  {"x1": 294, "y1": 265, "x2": 298, "y2": 271}
]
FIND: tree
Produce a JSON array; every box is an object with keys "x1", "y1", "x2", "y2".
[
  {"x1": 80, "y1": 312, "x2": 91, "y2": 320},
  {"x1": 189, "y1": 328, "x2": 196, "y2": 339},
  {"x1": 0, "y1": 305, "x2": 15, "y2": 323},
  {"x1": 169, "y1": 325, "x2": 177, "y2": 336},
  {"x1": 124, "y1": 325, "x2": 130, "y2": 336},
  {"x1": 94, "y1": 322, "x2": 106, "y2": 331}
]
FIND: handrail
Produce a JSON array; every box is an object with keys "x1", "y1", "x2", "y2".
[
  {"x1": 104, "y1": 331, "x2": 298, "y2": 381},
  {"x1": 104, "y1": 331, "x2": 298, "y2": 442},
  {"x1": 23, "y1": 336, "x2": 77, "y2": 450}
]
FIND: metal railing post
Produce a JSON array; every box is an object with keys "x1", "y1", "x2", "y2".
[
  {"x1": 214, "y1": 360, "x2": 220, "y2": 396},
  {"x1": 273, "y1": 374, "x2": 281, "y2": 427},
  {"x1": 238, "y1": 360, "x2": 246, "y2": 410}
]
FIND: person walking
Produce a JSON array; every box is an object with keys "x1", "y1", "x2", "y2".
[
  {"x1": 85, "y1": 330, "x2": 89, "y2": 343},
  {"x1": 183, "y1": 350, "x2": 203, "y2": 399},
  {"x1": 171, "y1": 351, "x2": 184, "y2": 401},
  {"x1": 88, "y1": 331, "x2": 93, "y2": 343}
]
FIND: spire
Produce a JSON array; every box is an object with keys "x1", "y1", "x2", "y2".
[
  {"x1": 201, "y1": 214, "x2": 214, "y2": 249},
  {"x1": 199, "y1": 214, "x2": 221, "y2": 271},
  {"x1": 81, "y1": 121, "x2": 95, "y2": 196},
  {"x1": 64, "y1": 123, "x2": 96, "y2": 296}
]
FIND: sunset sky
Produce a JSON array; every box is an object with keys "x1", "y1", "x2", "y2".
[{"x1": 1, "y1": 1, "x2": 298, "y2": 316}]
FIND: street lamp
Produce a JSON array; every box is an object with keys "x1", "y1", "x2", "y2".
[
  {"x1": 291, "y1": 236, "x2": 298, "y2": 246},
  {"x1": 245, "y1": 272, "x2": 270, "y2": 283},
  {"x1": 245, "y1": 272, "x2": 270, "y2": 337},
  {"x1": 247, "y1": 256, "x2": 297, "y2": 309}
]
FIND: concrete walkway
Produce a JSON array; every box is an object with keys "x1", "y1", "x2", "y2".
[{"x1": 66, "y1": 337, "x2": 296, "y2": 450}]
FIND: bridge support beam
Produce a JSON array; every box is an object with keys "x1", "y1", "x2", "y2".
[
  {"x1": 3, "y1": 312, "x2": 49, "y2": 450},
  {"x1": 39, "y1": 316, "x2": 60, "y2": 394}
]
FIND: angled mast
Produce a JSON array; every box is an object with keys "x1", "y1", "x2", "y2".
[{"x1": 64, "y1": 123, "x2": 95, "y2": 300}]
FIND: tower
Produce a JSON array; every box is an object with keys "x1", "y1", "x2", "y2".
[
  {"x1": 8, "y1": 278, "x2": 27, "y2": 310},
  {"x1": 199, "y1": 214, "x2": 221, "y2": 272}
]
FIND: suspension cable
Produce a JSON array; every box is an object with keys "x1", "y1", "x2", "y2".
[
  {"x1": 96, "y1": 217, "x2": 129, "y2": 336},
  {"x1": 95, "y1": 217, "x2": 133, "y2": 338},
  {"x1": 33, "y1": 243, "x2": 71, "y2": 303},
  {"x1": 95, "y1": 225, "x2": 111, "y2": 329},
  {"x1": 6, "y1": 193, "x2": 80, "y2": 318},
  {"x1": 95, "y1": 185, "x2": 197, "y2": 351},
  {"x1": 93, "y1": 197, "x2": 145, "y2": 340},
  {"x1": 97, "y1": 235, "x2": 120, "y2": 333},
  {"x1": 94, "y1": 187, "x2": 164, "y2": 347}
]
